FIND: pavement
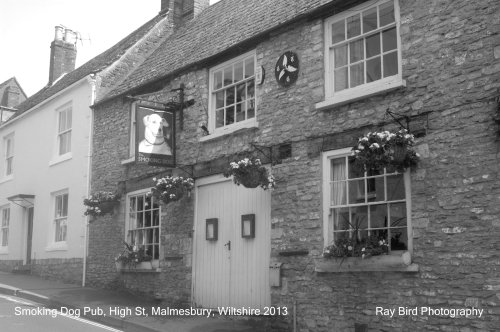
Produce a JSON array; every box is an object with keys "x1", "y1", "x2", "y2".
[{"x1": 0, "y1": 271, "x2": 270, "y2": 332}]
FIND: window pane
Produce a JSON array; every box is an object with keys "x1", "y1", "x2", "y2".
[
  {"x1": 390, "y1": 227, "x2": 407, "y2": 250},
  {"x1": 215, "y1": 91, "x2": 224, "y2": 109},
  {"x1": 332, "y1": 207, "x2": 350, "y2": 232},
  {"x1": 223, "y1": 66, "x2": 233, "y2": 86},
  {"x1": 59, "y1": 111, "x2": 66, "y2": 132},
  {"x1": 66, "y1": 109, "x2": 72, "y2": 129},
  {"x1": 244, "y1": 57, "x2": 254, "y2": 78},
  {"x1": 331, "y1": 20, "x2": 345, "y2": 44},
  {"x1": 362, "y1": 7, "x2": 377, "y2": 33},
  {"x1": 334, "y1": 67, "x2": 348, "y2": 92},
  {"x1": 236, "y1": 103, "x2": 246, "y2": 122},
  {"x1": 386, "y1": 174, "x2": 405, "y2": 200},
  {"x1": 365, "y1": 33, "x2": 380, "y2": 58},
  {"x1": 129, "y1": 197, "x2": 136, "y2": 212},
  {"x1": 351, "y1": 206, "x2": 368, "y2": 240},
  {"x1": 389, "y1": 203, "x2": 406, "y2": 227},
  {"x1": 382, "y1": 27, "x2": 397, "y2": 52},
  {"x1": 370, "y1": 204, "x2": 387, "y2": 229},
  {"x1": 334, "y1": 45, "x2": 347, "y2": 67},
  {"x1": 62, "y1": 194, "x2": 68, "y2": 216},
  {"x1": 331, "y1": 181, "x2": 347, "y2": 206},
  {"x1": 379, "y1": 1, "x2": 395, "y2": 26},
  {"x1": 349, "y1": 39, "x2": 364, "y2": 63},
  {"x1": 346, "y1": 14, "x2": 361, "y2": 38},
  {"x1": 234, "y1": 61, "x2": 244, "y2": 82},
  {"x1": 226, "y1": 87, "x2": 235, "y2": 106},
  {"x1": 247, "y1": 100, "x2": 255, "y2": 118},
  {"x1": 350, "y1": 62, "x2": 364, "y2": 87},
  {"x1": 247, "y1": 80, "x2": 254, "y2": 100},
  {"x1": 137, "y1": 196, "x2": 144, "y2": 211},
  {"x1": 348, "y1": 179, "x2": 365, "y2": 204},
  {"x1": 214, "y1": 71, "x2": 223, "y2": 89},
  {"x1": 383, "y1": 51, "x2": 398, "y2": 77},
  {"x1": 236, "y1": 83, "x2": 245, "y2": 103},
  {"x1": 225, "y1": 106, "x2": 234, "y2": 125},
  {"x1": 330, "y1": 158, "x2": 346, "y2": 181},
  {"x1": 216, "y1": 109, "x2": 224, "y2": 128},
  {"x1": 366, "y1": 56, "x2": 381, "y2": 83}
]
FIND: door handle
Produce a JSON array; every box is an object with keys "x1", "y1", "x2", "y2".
[{"x1": 224, "y1": 240, "x2": 231, "y2": 251}]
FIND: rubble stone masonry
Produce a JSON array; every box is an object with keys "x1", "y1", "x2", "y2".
[{"x1": 88, "y1": 0, "x2": 500, "y2": 330}]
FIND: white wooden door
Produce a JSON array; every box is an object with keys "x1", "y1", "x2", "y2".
[{"x1": 193, "y1": 176, "x2": 271, "y2": 309}]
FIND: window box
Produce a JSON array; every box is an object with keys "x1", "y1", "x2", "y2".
[
  {"x1": 315, "y1": 251, "x2": 418, "y2": 273},
  {"x1": 115, "y1": 260, "x2": 161, "y2": 273}
]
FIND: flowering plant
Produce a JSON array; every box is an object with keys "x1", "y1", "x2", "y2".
[
  {"x1": 115, "y1": 242, "x2": 152, "y2": 268},
  {"x1": 149, "y1": 176, "x2": 194, "y2": 205},
  {"x1": 352, "y1": 129, "x2": 419, "y2": 172},
  {"x1": 224, "y1": 158, "x2": 275, "y2": 190},
  {"x1": 83, "y1": 191, "x2": 120, "y2": 217},
  {"x1": 323, "y1": 236, "x2": 388, "y2": 259}
]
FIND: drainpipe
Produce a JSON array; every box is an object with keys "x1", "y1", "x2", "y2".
[{"x1": 82, "y1": 74, "x2": 96, "y2": 287}]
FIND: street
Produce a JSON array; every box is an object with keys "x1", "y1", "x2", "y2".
[{"x1": 0, "y1": 294, "x2": 122, "y2": 332}]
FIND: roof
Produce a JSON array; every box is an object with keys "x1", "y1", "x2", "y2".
[
  {"x1": 11, "y1": 13, "x2": 166, "y2": 120},
  {"x1": 101, "y1": 0, "x2": 336, "y2": 102}
]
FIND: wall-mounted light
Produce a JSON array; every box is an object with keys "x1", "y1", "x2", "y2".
[
  {"x1": 206, "y1": 218, "x2": 218, "y2": 241},
  {"x1": 241, "y1": 214, "x2": 255, "y2": 238},
  {"x1": 200, "y1": 124, "x2": 209, "y2": 136}
]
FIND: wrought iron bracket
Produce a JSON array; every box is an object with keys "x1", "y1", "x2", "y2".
[
  {"x1": 250, "y1": 143, "x2": 275, "y2": 165},
  {"x1": 176, "y1": 164, "x2": 195, "y2": 178},
  {"x1": 171, "y1": 83, "x2": 195, "y2": 131},
  {"x1": 385, "y1": 110, "x2": 410, "y2": 131}
]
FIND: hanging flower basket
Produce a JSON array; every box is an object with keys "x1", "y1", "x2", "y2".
[
  {"x1": 149, "y1": 176, "x2": 194, "y2": 205},
  {"x1": 352, "y1": 129, "x2": 419, "y2": 172},
  {"x1": 224, "y1": 158, "x2": 275, "y2": 190},
  {"x1": 83, "y1": 191, "x2": 120, "y2": 218}
]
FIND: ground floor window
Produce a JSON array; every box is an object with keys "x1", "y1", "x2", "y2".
[
  {"x1": 54, "y1": 192, "x2": 68, "y2": 242},
  {"x1": 126, "y1": 190, "x2": 160, "y2": 260},
  {"x1": 322, "y1": 148, "x2": 412, "y2": 252},
  {"x1": 1, "y1": 206, "x2": 9, "y2": 247}
]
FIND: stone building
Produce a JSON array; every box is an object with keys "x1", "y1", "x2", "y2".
[
  {"x1": 87, "y1": 0, "x2": 500, "y2": 330},
  {"x1": 0, "y1": 11, "x2": 173, "y2": 283}
]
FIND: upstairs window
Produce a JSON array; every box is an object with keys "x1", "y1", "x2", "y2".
[
  {"x1": 323, "y1": 0, "x2": 403, "y2": 106},
  {"x1": 1, "y1": 206, "x2": 9, "y2": 247},
  {"x1": 209, "y1": 51, "x2": 256, "y2": 135},
  {"x1": 57, "y1": 106, "x2": 72, "y2": 156},
  {"x1": 3, "y1": 134, "x2": 14, "y2": 176}
]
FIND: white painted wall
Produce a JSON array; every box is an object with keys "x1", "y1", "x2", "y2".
[{"x1": 0, "y1": 78, "x2": 92, "y2": 263}]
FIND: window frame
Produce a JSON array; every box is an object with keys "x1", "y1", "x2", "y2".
[
  {"x1": 125, "y1": 189, "x2": 162, "y2": 262},
  {"x1": 319, "y1": 0, "x2": 405, "y2": 109},
  {"x1": 53, "y1": 191, "x2": 68, "y2": 243},
  {"x1": 56, "y1": 104, "x2": 72, "y2": 157},
  {"x1": 321, "y1": 148, "x2": 413, "y2": 254},
  {"x1": 3, "y1": 133, "x2": 14, "y2": 177},
  {"x1": 1, "y1": 205, "x2": 10, "y2": 248},
  {"x1": 207, "y1": 50, "x2": 258, "y2": 137}
]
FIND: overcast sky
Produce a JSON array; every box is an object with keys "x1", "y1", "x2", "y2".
[{"x1": 0, "y1": 0, "x2": 220, "y2": 97}]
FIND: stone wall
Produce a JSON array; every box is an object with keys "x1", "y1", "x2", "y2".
[
  {"x1": 31, "y1": 258, "x2": 83, "y2": 284},
  {"x1": 88, "y1": 0, "x2": 500, "y2": 330}
]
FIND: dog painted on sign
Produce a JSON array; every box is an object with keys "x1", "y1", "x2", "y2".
[{"x1": 138, "y1": 113, "x2": 172, "y2": 155}]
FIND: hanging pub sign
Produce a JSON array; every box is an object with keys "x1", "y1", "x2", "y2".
[{"x1": 135, "y1": 105, "x2": 175, "y2": 167}]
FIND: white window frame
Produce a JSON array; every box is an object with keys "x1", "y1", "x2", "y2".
[
  {"x1": 322, "y1": 148, "x2": 412, "y2": 254},
  {"x1": 206, "y1": 50, "x2": 258, "y2": 139},
  {"x1": 317, "y1": 0, "x2": 405, "y2": 110},
  {"x1": 56, "y1": 104, "x2": 72, "y2": 157},
  {"x1": 1, "y1": 205, "x2": 10, "y2": 249},
  {"x1": 3, "y1": 133, "x2": 14, "y2": 178},
  {"x1": 125, "y1": 189, "x2": 161, "y2": 262},
  {"x1": 53, "y1": 191, "x2": 68, "y2": 243}
]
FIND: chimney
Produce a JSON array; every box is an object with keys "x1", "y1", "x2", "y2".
[
  {"x1": 48, "y1": 25, "x2": 77, "y2": 85},
  {"x1": 160, "y1": 0, "x2": 210, "y2": 27}
]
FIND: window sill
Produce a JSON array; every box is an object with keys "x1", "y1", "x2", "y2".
[
  {"x1": 315, "y1": 251, "x2": 419, "y2": 273},
  {"x1": 0, "y1": 247, "x2": 9, "y2": 255},
  {"x1": 0, "y1": 174, "x2": 14, "y2": 184},
  {"x1": 45, "y1": 242, "x2": 68, "y2": 252},
  {"x1": 49, "y1": 153, "x2": 72, "y2": 167},
  {"x1": 121, "y1": 156, "x2": 135, "y2": 165},
  {"x1": 316, "y1": 77, "x2": 406, "y2": 111},
  {"x1": 199, "y1": 120, "x2": 258, "y2": 142}
]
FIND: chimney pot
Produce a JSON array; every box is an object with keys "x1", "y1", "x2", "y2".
[
  {"x1": 54, "y1": 26, "x2": 64, "y2": 41},
  {"x1": 64, "y1": 29, "x2": 77, "y2": 45}
]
